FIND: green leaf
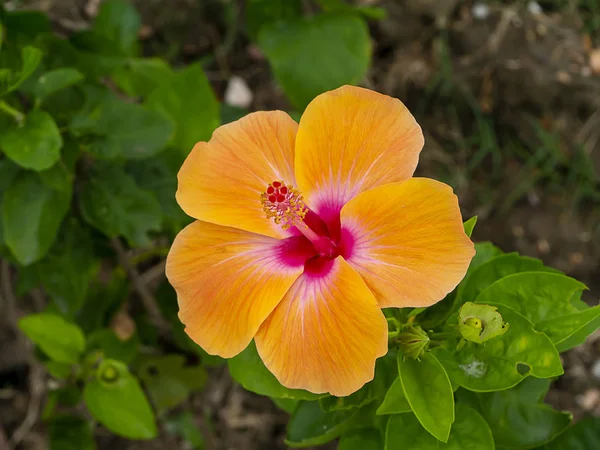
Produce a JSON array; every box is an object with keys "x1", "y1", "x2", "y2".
[
  {"x1": 111, "y1": 58, "x2": 173, "y2": 97},
  {"x1": 2, "y1": 11, "x2": 51, "y2": 45},
  {"x1": 339, "y1": 429, "x2": 382, "y2": 450},
  {"x1": 48, "y1": 415, "x2": 96, "y2": 450},
  {"x1": 398, "y1": 352, "x2": 454, "y2": 442},
  {"x1": 245, "y1": 0, "x2": 303, "y2": 39},
  {"x1": 87, "y1": 329, "x2": 139, "y2": 364},
  {"x1": 272, "y1": 397, "x2": 299, "y2": 413},
  {"x1": 93, "y1": 0, "x2": 141, "y2": 56},
  {"x1": 70, "y1": 86, "x2": 173, "y2": 160},
  {"x1": 555, "y1": 314, "x2": 600, "y2": 352},
  {"x1": 19, "y1": 313, "x2": 85, "y2": 364},
  {"x1": 285, "y1": 400, "x2": 363, "y2": 447},
  {"x1": 84, "y1": 359, "x2": 157, "y2": 439},
  {"x1": 259, "y1": 12, "x2": 371, "y2": 109},
  {"x1": 376, "y1": 377, "x2": 411, "y2": 415},
  {"x1": 458, "y1": 254, "x2": 556, "y2": 304},
  {"x1": 78, "y1": 164, "x2": 162, "y2": 247},
  {"x1": 146, "y1": 63, "x2": 220, "y2": 154},
  {"x1": 0, "y1": 109, "x2": 62, "y2": 171},
  {"x1": 464, "y1": 377, "x2": 572, "y2": 448},
  {"x1": 384, "y1": 403, "x2": 494, "y2": 450},
  {"x1": 320, "y1": 353, "x2": 397, "y2": 412},
  {"x1": 34, "y1": 218, "x2": 99, "y2": 315},
  {"x1": 30, "y1": 68, "x2": 84, "y2": 101},
  {"x1": 434, "y1": 304, "x2": 563, "y2": 392},
  {"x1": 0, "y1": 46, "x2": 42, "y2": 95},
  {"x1": 138, "y1": 355, "x2": 208, "y2": 414},
  {"x1": 228, "y1": 341, "x2": 323, "y2": 401},
  {"x1": 2, "y1": 172, "x2": 71, "y2": 264},
  {"x1": 126, "y1": 152, "x2": 188, "y2": 231},
  {"x1": 537, "y1": 305, "x2": 600, "y2": 347},
  {"x1": 539, "y1": 416, "x2": 600, "y2": 449},
  {"x1": 470, "y1": 242, "x2": 503, "y2": 270},
  {"x1": 463, "y1": 216, "x2": 477, "y2": 238},
  {"x1": 476, "y1": 272, "x2": 587, "y2": 323}
]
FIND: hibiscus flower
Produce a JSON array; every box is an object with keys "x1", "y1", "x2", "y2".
[{"x1": 166, "y1": 85, "x2": 475, "y2": 396}]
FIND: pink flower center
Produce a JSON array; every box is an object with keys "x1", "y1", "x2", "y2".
[{"x1": 262, "y1": 181, "x2": 350, "y2": 273}]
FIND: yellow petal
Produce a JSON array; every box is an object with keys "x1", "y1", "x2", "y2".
[
  {"x1": 340, "y1": 178, "x2": 475, "y2": 308},
  {"x1": 295, "y1": 85, "x2": 423, "y2": 223},
  {"x1": 177, "y1": 111, "x2": 298, "y2": 238},
  {"x1": 166, "y1": 221, "x2": 310, "y2": 357},
  {"x1": 255, "y1": 257, "x2": 388, "y2": 396}
]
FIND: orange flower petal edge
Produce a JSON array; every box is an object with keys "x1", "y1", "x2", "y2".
[{"x1": 340, "y1": 178, "x2": 476, "y2": 308}]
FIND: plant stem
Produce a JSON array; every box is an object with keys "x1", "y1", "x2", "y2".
[{"x1": 0, "y1": 100, "x2": 24, "y2": 123}]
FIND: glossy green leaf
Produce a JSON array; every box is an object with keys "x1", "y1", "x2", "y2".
[
  {"x1": 339, "y1": 428, "x2": 382, "y2": 450},
  {"x1": 228, "y1": 341, "x2": 323, "y2": 401},
  {"x1": 476, "y1": 272, "x2": 586, "y2": 323},
  {"x1": 30, "y1": 68, "x2": 84, "y2": 101},
  {"x1": 458, "y1": 253, "x2": 553, "y2": 304},
  {"x1": 537, "y1": 305, "x2": 600, "y2": 347},
  {"x1": 463, "y1": 216, "x2": 477, "y2": 238},
  {"x1": 286, "y1": 400, "x2": 363, "y2": 447},
  {"x1": 2, "y1": 172, "x2": 71, "y2": 264},
  {"x1": 398, "y1": 352, "x2": 454, "y2": 442},
  {"x1": 93, "y1": 0, "x2": 141, "y2": 56},
  {"x1": 0, "y1": 109, "x2": 62, "y2": 171},
  {"x1": 246, "y1": 0, "x2": 303, "y2": 39},
  {"x1": 465, "y1": 377, "x2": 572, "y2": 448},
  {"x1": 259, "y1": 12, "x2": 370, "y2": 109},
  {"x1": 434, "y1": 304, "x2": 563, "y2": 392},
  {"x1": 78, "y1": 164, "x2": 162, "y2": 247},
  {"x1": 19, "y1": 313, "x2": 85, "y2": 364},
  {"x1": 70, "y1": 86, "x2": 173, "y2": 160},
  {"x1": 538, "y1": 416, "x2": 600, "y2": 449},
  {"x1": 48, "y1": 415, "x2": 95, "y2": 450},
  {"x1": 555, "y1": 314, "x2": 600, "y2": 352},
  {"x1": 138, "y1": 355, "x2": 207, "y2": 413},
  {"x1": 146, "y1": 63, "x2": 220, "y2": 154},
  {"x1": 0, "y1": 46, "x2": 42, "y2": 95},
  {"x1": 376, "y1": 377, "x2": 411, "y2": 415},
  {"x1": 384, "y1": 403, "x2": 494, "y2": 450},
  {"x1": 84, "y1": 359, "x2": 157, "y2": 439},
  {"x1": 320, "y1": 353, "x2": 397, "y2": 412},
  {"x1": 34, "y1": 219, "x2": 99, "y2": 315}
]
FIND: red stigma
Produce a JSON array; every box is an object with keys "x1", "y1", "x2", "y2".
[
  {"x1": 268, "y1": 194, "x2": 277, "y2": 203},
  {"x1": 272, "y1": 181, "x2": 281, "y2": 188}
]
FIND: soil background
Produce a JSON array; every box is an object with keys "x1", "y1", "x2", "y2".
[{"x1": 1, "y1": 0, "x2": 599, "y2": 449}]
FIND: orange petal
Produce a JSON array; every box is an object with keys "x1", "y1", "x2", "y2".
[
  {"x1": 255, "y1": 258, "x2": 388, "y2": 396},
  {"x1": 166, "y1": 221, "x2": 312, "y2": 357},
  {"x1": 295, "y1": 85, "x2": 423, "y2": 223},
  {"x1": 340, "y1": 178, "x2": 475, "y2": 308},
  {"x1": 177, "y1": 111, "x2": 298, "y2": 238}
]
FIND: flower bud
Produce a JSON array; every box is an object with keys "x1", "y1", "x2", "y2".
[
  {"x1": 459, "y1": 302, "x2": 509, "y2": 344},
  {"x1": 397, "y1": 325, "x2": 430, "y2": 359}
]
